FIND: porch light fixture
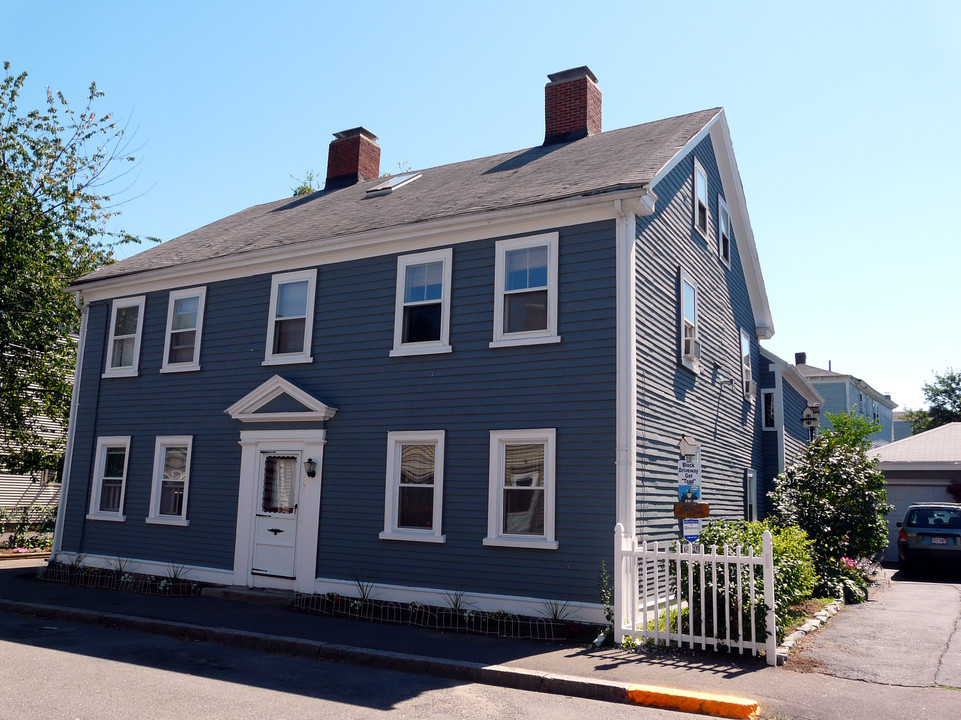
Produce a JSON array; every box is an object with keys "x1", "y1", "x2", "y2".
[
  {"x1": 678, "y1": 434, "x2": 700, "y2": 461},
  {"x1": 303, "y1": 458, "x2": 317, "y2": 478}
]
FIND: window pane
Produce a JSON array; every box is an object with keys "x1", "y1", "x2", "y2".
[
  {"x1": 764, "y1": 394, "x2": 775, "y2": 428},
  {"x1": 400, "y1": 444, "x2": 435, "y2": 485},
  {"x1": 696, "y1": 169, "x2": 707, "y2": 202},
  {"x1": 404, "y1": 261, "x2": 443, "y2": 303},
  {"x1": 403, "y1": 303, "x2": 441, "y2": 343},
  {"x1": 114, "y1": 305, "x2": 140, "y2": 336},
  {"x1": 262, "y1": 455, "x2": 297, "y2": 514},
  {"x1": 697, "y1": 203, "x2": 708, "y2": 233},
  {"x1": 163, "y1": 446, "x2": 188, "y2": 481},
  {"x1": 168, "y1": 330, "x2": 196, "y2": 364},
  {"x1": 504, "y1": 488, "x2": 544, "y2": 535},
  {"x1": 99, "y1": 478, "x2": 123, "y2": 512},
  {"x1": 682, "y1": 281, "x2": 696, "y2": 324},
  {"x1": 159, "y1": 479, "x2": 184, "y2": 516},
  {"x1": 504, "y1": 290, "x2": 547, "y2": 333},
  {"x1": 273, "y1": 317, "x2": 306, "y2": 354},
  {"x1": 398, "y1": 486, "x2": 433, "y2": 528},
  {"x1": 504, "y1": 444, "x2": 544, "y2": 486},
  {"x1": 111, "y1": 337, "x2": 134, "y2": 368},
  {"x1": 741, "y1": 332, "x2": 751, "y2": 363},
  {"x1": 276, "y1": 281, "x2": 308, "y2": 318},
  {"x1": 171, "y1": 296, "x2": 199, "y2": 331},
  {"x1": 505, "y1": 246, "x2": 548, "y2": 292},
  {"x1": 104, "y1": 447, "x2": 126, "y2": 478}
]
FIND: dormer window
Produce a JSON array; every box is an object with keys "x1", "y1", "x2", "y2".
[{"x1": 693, "y1": 157, "x2": 709, "y2": 239}]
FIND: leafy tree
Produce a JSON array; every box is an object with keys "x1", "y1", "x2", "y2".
[
  {"x1": 905, "y1": 369, "x2": 961, "y2": 435},
  {"x1": 769, "y1": 411, "x2": 891, "y2": 601},
  {"x1": 822, "y1": 409, "x2": 880, "y2": 450},
  {"x1": 290, "y1": 169, "x2": 320, "y2": 197},
  {"x1": 1, "y1": 61, "x2": 142, "y2": 477}
]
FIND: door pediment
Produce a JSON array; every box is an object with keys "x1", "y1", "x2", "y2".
[{"x1": 225, "y1": 375, "x2": 337, "y2": 423}]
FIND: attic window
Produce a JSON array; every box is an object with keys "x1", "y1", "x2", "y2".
[{"x1": 366, "y1": 172, "x2": 421, "y2": 197}]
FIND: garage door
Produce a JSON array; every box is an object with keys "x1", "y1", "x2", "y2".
[{"x1": 883, "y1": 481, "x2": 952, "y2": 562}]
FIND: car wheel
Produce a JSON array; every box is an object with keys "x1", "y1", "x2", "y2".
[{"x1": 898, "y1": 556, "x2": 913, "y2": 578}]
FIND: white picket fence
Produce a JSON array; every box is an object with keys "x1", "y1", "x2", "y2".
[{"x1": 614, "y1": 523, "x2": 777, "y2": 666}]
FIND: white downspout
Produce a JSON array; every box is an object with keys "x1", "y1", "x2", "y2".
[{"x1": 51, "y1": 295, "x2": 88, "y2": 557}]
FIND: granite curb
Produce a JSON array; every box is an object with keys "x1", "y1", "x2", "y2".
[
  {"x1": 0, "y1": 598, "x2": 759, "y2": 719},
  {"x1": 775, "y1": 599, "x2": 843, "y2": 665}
]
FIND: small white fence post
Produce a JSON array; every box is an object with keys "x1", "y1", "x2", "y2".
[
  {"x1": 613, "y1": 523, "x2": 626, "y2": 644},
  {"x1": 762, "y1": 529, "x2": 777, "y2": 666}
]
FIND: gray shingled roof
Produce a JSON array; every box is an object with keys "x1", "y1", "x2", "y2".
[
  {"x1": 73, "y1": 108, "x2": 721, "y2": 287},
  {"x1": 870, "y1": 423, "x2": 961, "y2": 465}
]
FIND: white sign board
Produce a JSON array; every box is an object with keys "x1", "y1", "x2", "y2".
[
  {"x1": 677, "y1": 460, "x2": 701, "y2": 501},
  {"x1": 682, "y1": 517, "x2": 702, "y2": 543}
]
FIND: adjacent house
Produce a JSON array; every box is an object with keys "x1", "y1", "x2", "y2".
[
  {"x1": 794, "y1": 353, "x2": 898, "y2": 447},
  {"x1": 870, "y1": 423, "x2": 961, "y2": 562},
  {"x1": 52, "y1": 67, "x2": 774, "y2": 620},
  {"x1": 756, "y1": 348, "x2": 823, "y2": 519}
]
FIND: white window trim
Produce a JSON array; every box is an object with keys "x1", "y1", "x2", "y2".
[
  {"x1": 379, "y1": 430, "x2": 446, "y2": 543},
  {"x1": 678, "y1": 269, "x2": 700, "y2": 373},
  {"x1": 389, "y1": 249, "x2": 453, "y2": 357},
  {"x1": 717, "y1": 195, "x2": 732, "y2": 268},
  {"x1": 483, "y1": 428, "x2": 557, "y2": 550},
  {"x1": 761, "y1": 389, "x2": 777, "y2": 431},
  {"x1": 160, "y1": 287, "x2": 206, "y2": 373},
  {"x1": 693, "y1": 157, "x2": 709, "y2": 240},
  {"x1": 263, "y1": 269, "x2": 316, "y2": 366},
  {"x1": 103, "y1": 296, "x2": 145, "y2": 378},
  {"x1": 87, "y1": 436, "x2": 130, "y2": 522},
  {"x1": 741, "y1": 329, "x2": 756, "y2": 403},
  {"x1": 146, "y1": 435, "x2": 193, "y2": 526},
  {"x1": 490, "y1": 233, "x2": 560, "y2": 348}
]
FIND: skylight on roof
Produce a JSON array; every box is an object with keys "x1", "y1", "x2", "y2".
[{"x1": 366, "y1": 172, "x2": 421, "y2": 197}]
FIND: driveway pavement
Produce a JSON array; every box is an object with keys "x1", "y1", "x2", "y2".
[{"x1": 787, "y1": 569, "x2": 961, "y2": 688}]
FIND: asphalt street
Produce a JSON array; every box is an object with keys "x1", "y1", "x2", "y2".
[{"x1": 0, "y1": 612, "x2": 695, "y2": 720}]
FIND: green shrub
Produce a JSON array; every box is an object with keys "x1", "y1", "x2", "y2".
[{"x1": 677, "y1": 519, "x2": 816, "y2": 643}]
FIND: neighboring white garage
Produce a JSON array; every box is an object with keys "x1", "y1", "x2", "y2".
[{"x1": 869, "y1": 423, "x2": 961, "y2": 562}]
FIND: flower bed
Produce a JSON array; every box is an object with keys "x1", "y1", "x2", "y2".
[
  {"x1": 37, "y1": 561, "x2": 201, "y2": 597},
  {"x1": 292, "y1": 591, "x2": 599, "y2": 643}
]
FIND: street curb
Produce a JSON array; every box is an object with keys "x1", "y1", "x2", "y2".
[{"x1": 0, "y1": 598, "x2": 760, "y2": 719}]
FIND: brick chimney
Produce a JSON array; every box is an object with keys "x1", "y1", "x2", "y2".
[
  {"x1": 795, "y1": 352, "x2": 807, "y2": 366},
  {"x1": 325, "y1": 127, "x2": 381, "y2": 190},
  {"x1": 544, "y1": 66, "x2": 602, "y2": 145}
]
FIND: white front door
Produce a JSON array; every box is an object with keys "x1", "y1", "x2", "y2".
[
  {"x1": 252, "y1": 452, "x2": 301, "y2": 577},
  {"x1": 234, "y1": 429, "x2": 327, "y2": 593}
]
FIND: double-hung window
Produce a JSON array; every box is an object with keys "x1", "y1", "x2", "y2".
[
  {"x1": 491, "y1": 233, "x2": 560, "y2": 347},
  {"x1": 741, "y1": 329, "x2": 755, "y2": 401},
  {"x1": 161, "y1": 287, "x2": 206, "y2": 372},
  {"x1": 88, "y1": 436, "x2": 130, "y2": 521},
  {"x1": 264, "y1": 269, "x2": 316, "y2": 365},
  {"x1": 484, "y1": 429, "x2": 557, "y2": 549},
  {"x1": 104, "y1": 296, "x2": 145, "y2": 378},
  {"x1": 390, "y1": 249, "x2": 452, "y2": 356},
  {"x1": 147, "y1": 436, "x2": 193, "y2": 526},
  {"x1": 679, "y1": 270, "x2": 700, "y2": 372},
  {"x1": 693, "y1": 157, "x2": 709, "y2": 239},
  {"x1": 379, "y1": 431, "x2": 445, "y2": 543},
  {"x1": 717, "y1": 196, "x2": 732, "y2": 267}
]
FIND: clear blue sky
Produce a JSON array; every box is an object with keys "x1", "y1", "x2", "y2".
[{"x1": 5, "y1": 0, "x2": 958, "y2": 410}]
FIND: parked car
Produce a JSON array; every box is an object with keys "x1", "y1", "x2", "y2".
[{"x1": 897, "y1": 503, "x2": 961, "y2": 576}]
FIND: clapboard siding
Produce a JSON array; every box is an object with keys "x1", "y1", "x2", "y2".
[
  {"x1": 634, "y1": 136, "x2": 760, "y2": 541},
  {"x1": 61, "y1": 220, "x2": 618, "y2": 602}
]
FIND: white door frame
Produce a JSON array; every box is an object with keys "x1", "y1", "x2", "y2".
[{"x1": 234, "y1": 428, "x2": 327, "y2": 593}]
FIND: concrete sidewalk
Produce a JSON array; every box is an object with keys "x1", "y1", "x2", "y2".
[{"x1": 1, "y1": 559, "x2": 959, "y2": 720}]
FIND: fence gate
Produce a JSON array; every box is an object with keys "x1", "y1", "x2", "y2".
[{"x1": 613, "y1": 523, "x2": 777, "y2": 666}]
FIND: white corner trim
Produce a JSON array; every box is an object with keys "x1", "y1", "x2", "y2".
[
  {"x1": 225, "y1": 375, "x2": 337, "y2": 422},
  {"x1": 53, "y1": 304, "x2": 88, "y2": 555},
  {"x1": 614, "y1": 199, "x2": 638, "y2": 534}
]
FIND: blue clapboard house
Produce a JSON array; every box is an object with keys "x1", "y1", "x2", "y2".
[{"x1": 53, "y1": 68, "x2": 779, "y2": 620}]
